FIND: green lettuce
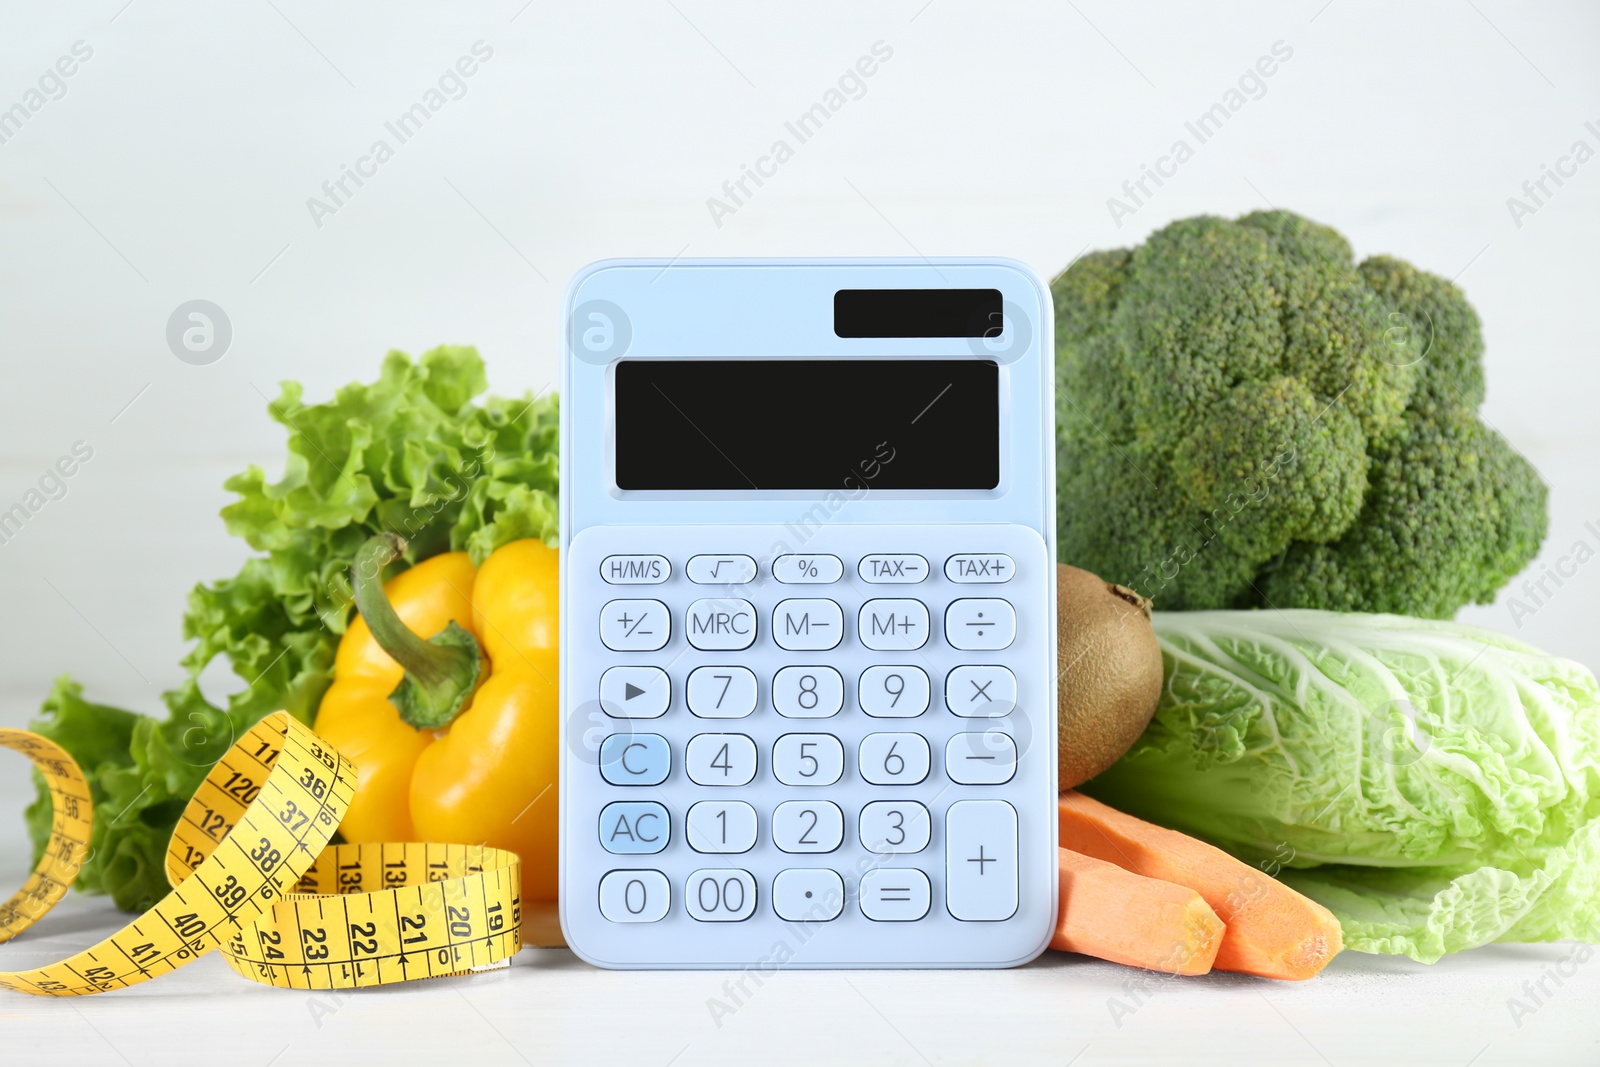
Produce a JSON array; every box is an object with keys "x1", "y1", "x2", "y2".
[
  {"x1": 25, "y1": 345, "x2": 558, "y2": 912},
  {"x1": 1085, "y1": 610, "x2": 1600, "y2": 962}
]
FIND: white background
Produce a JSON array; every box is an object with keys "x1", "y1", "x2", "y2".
[{"x1": 1, "y1": 2, "x2": 1598, "y2": 1064}]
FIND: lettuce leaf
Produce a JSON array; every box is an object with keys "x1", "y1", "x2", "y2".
[
  {"x1": 26, "y1": 346, "x2": 558, "y2": 912},
  {"x1": 1085, "y1": 609, "x2": 1600, "y2": 962}
]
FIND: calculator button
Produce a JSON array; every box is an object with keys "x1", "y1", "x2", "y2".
[
  {"x1": 944, "y1": 554, "x2": 1014, "y2": 583},
  {"x1": 772, "y1": 734, "x2": 844, "y2": 786},
  {"x1": 599, "y1": 802, "x2": 669, "y2": 854},
  {"x1": 686, "y1": 801, "x2": 759, "y2": 854},
  {"x1": 773, "y1": 554, "x2": 843, "y2": 584},
  {"x1": 772, "y1": 869, "x2": 845, "y2": 922},
  {"x1": 858, "y1": 554, "x2": 929, "y2": 584},
  {"x1": 599, "y1": 666, "x2": 670, "y2": 719},
  {"x1": 685, "y1": 868, "x2": 758, "y2": 922},
  {"x1": 772, "y1": 666, "x2": 844, "y2": 719},
  {"x1": 599, "y1": 869, "x2": 670, "y2": 923},
  {"x1": 600, "y1": 599, "x2": 670, "y2": 652},
  {"x1": 944, "y1": 731, "x2": 1018, "y2": 785},
  {"x1": 859, "y1": 868, "x2": 931, "y2": 921},
  {"x1": 945, "y1": 598, "x2": 1016, "y2": 651},
  {"x1": 687, "y1": 666, "x2": 758, "y2": 718},
  {"x1": 599, "y1": 734, "x2": 670, "y2": 786},
  {"x1": 858, "y1": 599, "x2": 929, "y2": 652},
  {"x1": 858, "y1": 732, "x2": 930, "y2": 786},
  {"x1": 600, "y1": 555, "x2": 670, "y2": 585},
  {"x1": 685, "y1": 733, "x2": 758, "y2": 786},
  {"x1": 945, "y1": 800, "x2": 1018, "y2": 921},
  {"x1": 772, "y1": 800, "x2": 844, "y2": 853},
  {"x1": 859, "y1": 801, "x2": 931, "y2": 855},
  {"x1": 858, "y1": 665, "x2": 929, "y2": 718},
  {"x1": 687, "y1": 554, "x2": 757, "y2": 585},
  {"x1": 773, "y1": 599, "x2": 843, "y2": 651},
  {"x1": 945, "y1": 665, "x2": 1018, "y2": 718},
  {"x1": 686, "y1": 598, "x2": 757, "y2": 651}
]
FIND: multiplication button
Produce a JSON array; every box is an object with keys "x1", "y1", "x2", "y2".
[
  {"x1": 600, "y1": 600, "x2": 669, "y2": 652},
  {"x1": 945, "y1": 666, "x2": 1017, "y2": 718}
]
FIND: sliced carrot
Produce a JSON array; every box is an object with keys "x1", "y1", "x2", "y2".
[
  {"x1": 1059, "y1": 791, "x2": 1342, "y2": 981},
  {"x1": 1052, "y1": 848, "x2": 1223, "y2": 975}
]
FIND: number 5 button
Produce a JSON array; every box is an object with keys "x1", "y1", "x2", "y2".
[{"x1": 773, "y1": 734, "x2": 843, "y2": 786}]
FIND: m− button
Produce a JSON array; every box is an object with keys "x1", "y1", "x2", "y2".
[
  {"x1": 773, "y1": 599, "x2": 843, "y2": 652},
  {"x1": 686, "y1": 598, "x2": 757, "y2": 651}
]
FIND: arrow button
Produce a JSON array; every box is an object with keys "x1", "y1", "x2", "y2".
[{"x1": 600, "y1": 666, "x2": 670, "y2": 719}]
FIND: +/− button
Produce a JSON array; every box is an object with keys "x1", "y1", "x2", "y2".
[{"x1": 600, "y1": 599, "x2": 669, "y2": 652}]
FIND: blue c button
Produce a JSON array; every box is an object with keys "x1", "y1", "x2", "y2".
[{"x1": 599, "y1": 733, "x2": 670, "y2": 786}]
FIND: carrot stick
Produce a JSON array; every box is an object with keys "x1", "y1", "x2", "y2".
[
  {"x1": 1059, "y1": 791, "x2": 1342, "y2": 980},
  {"x1": 1052, "y1": 848, "x2": 1224, "y2": 975}
]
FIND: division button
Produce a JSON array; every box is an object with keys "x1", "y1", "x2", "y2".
[
  {"x1": 773, "y1": 599, "x2": 844, "y2": 652},
  {"x1": 686, "y1": 598, "x2": 757, "y2": 651},
  {"x1": 944, "y1": 554, "x2": 1014, "y2": 584},
  {"x1": 772, "y1": 868, "x2": 845, "y2": 922},
  {"x1": 687, "y1": 555, "x2": 757, "y2": 585},
  {"x1": 599, "y1": 869, "x2": 671, "y2": 923},
  {"x1": 773, "y1": 555, "x2": 844, "y2": 584},
  {"x1": 599, "y1": 666, "x2": 670, "y2": 719},
  {"x1": 944, "y1": 598, "x2": 1016, "y2": 651},
  {"x1": 599, "y1": 802, "x2": 669, "y2": 854},
  {"x1": 600, "y1": 555, "x2": 671, "y2": 585},
  {"x1": 600, "y1": 599, "x2": 670, "y2": 652},
  {"x1": 859, "y1": 868, "x2": 931, "y2": 921},
  {"x1": 858, "y1": 554, "x2": 929, "y2": 584},
  {"x1": 944, "y1": 800, "x2": 1018, "y2": 921}
]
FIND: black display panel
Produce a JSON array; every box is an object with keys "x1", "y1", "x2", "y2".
[
  {"x1": 614, "y1": 359, "x2": 999, "y2": 490},
  {"x1": 833, "y1": 288, "x2": 1002, "y2": 338}
]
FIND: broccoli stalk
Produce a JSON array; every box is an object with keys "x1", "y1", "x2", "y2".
[{"x1": 1053, "y1": 210, "x2": 1547, "y2": 617}]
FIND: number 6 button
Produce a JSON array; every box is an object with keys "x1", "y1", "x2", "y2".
[{"x1": 858, "y1": 733, "x2": 929, "y2": 785}]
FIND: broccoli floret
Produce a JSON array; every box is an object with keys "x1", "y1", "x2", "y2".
[{"x1": 1053, "y1": 210, "x2": 1548, "y2": 617}]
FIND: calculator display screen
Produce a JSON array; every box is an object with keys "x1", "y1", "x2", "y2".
[{"x1": 613, "y1": 359, "x2": 999, "y2": 490}]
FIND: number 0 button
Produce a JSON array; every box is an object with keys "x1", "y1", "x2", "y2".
[
  {"x1": 599, "y1": 869, "x2": 670, "y2": 923},
  {"x1": 858, "y1": 733, "x2": 930, "y2": 785}
]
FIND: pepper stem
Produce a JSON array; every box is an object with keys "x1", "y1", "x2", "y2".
[{"x1": 351, "y1": 533, "x2": 484, "y2": 731}]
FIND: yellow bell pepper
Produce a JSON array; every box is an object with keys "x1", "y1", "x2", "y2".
[{"x1": 313, "y1": 533, "x2": 561, "y2": 946}]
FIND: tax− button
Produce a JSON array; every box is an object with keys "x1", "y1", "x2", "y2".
[{"x1": 599, "y1": 733, "x2": 670, "y2": 786}]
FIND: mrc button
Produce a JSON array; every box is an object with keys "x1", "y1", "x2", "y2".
[{"x1": 686, "y1": 598, "x2": 757, "y2": 650}]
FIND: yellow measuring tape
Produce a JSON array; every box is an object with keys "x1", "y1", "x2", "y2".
[{"x1": 0, "y1": 712, "x2": 521, "y2": 996}]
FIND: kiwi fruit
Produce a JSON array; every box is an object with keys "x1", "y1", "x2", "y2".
[{"x1": 1056, "y1": 563, "x2": 1164, "y2": 789}]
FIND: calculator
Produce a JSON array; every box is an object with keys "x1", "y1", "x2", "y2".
[{"x1": 559, "y1": 258, "x2": 1058, "y2": 968}]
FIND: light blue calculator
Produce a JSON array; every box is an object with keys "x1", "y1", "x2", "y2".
[{"x1": 559, "y1": 258, "x2": 1058, "y2": 968}]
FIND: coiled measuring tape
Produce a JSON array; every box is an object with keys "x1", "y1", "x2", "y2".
[{"x1": 0, "y1": 712, "x2": 521, "y2": 996}]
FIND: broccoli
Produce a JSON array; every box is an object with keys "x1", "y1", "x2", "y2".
[{"x1": 1052, "y1": 210, "x2": 1548, "y2": 618}]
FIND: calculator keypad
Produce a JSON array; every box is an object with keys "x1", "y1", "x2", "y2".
[{"x1": 572, "y1": 529, "x2": 1048, "y2": 953}]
